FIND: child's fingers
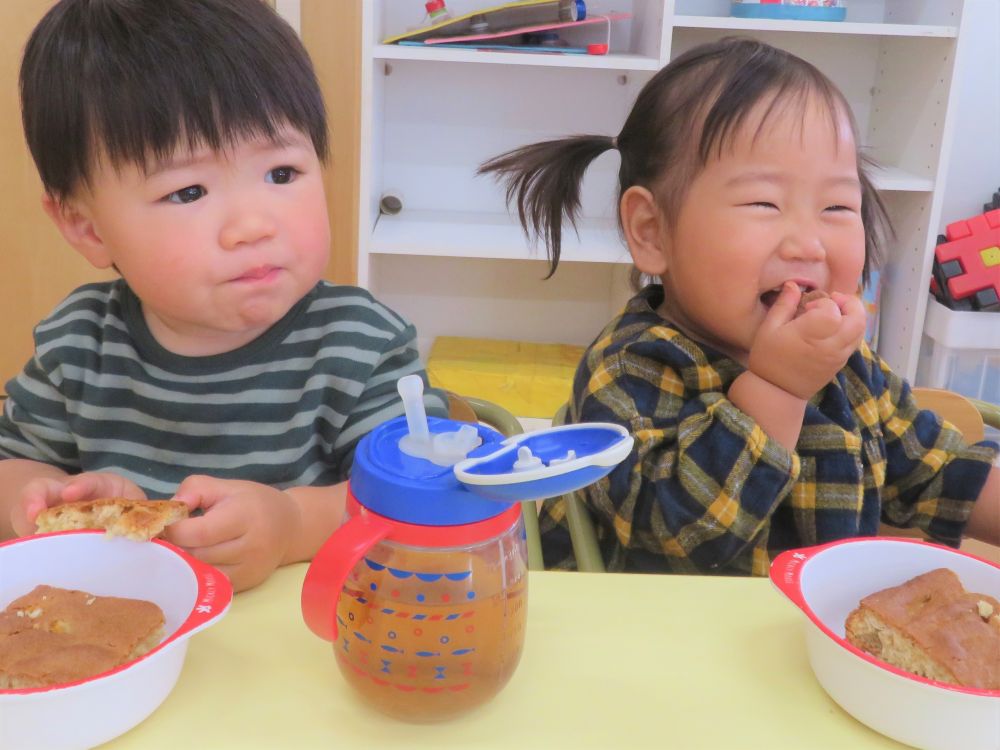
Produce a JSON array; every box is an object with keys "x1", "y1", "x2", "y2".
[
  {"x1": 164, "y1": 495, "x2": 245, "y2": 549},
  {"x1": 21, "y1": 496, "x2": 50, "y2": 526},
  {"x1": 830, "y1": 291, "x2": 865, "y2": 318},
  {"x1": 163, "y1": 514, "x2": 224, "y2": 549},
  {"x1": 181, "y1": 538, "x2": 244, "y2": 568},
  {"x1": 763, "y1": 281, "x2": 802, "y2": 328},
  {"x1": 172, "y1": 475, "x2": 234, "y2": 512},
  {"x1": 832, "y1": 309, "x2": 868, "y2": 350},
  {"x1": 60, "y1": 473, "x2": 145, "y2": 503},
  {"x1": 59, "y1": 475, "x2": 100, "y2": 502},
  {"x1": 827, "y1": 294, "x2": 867, "y2": 345},
  {"x1": 20, "y1": 478, "x2": 67, "y2": 523}
]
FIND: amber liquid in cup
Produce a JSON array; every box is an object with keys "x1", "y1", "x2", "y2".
[{"x1": 334, "y1": 529, "x2": 527, "y2": 722}]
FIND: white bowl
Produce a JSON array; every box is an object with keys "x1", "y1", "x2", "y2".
[
  {"x1": 0, "y1": 531, "x2": 232, "y2": 750},
  {"x1": 771, "y1": 537, "x2": 1000, "y2": 750}
]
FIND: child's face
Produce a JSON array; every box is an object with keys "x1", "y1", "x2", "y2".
[
  {"x1": 67, "y1": 127, "x2": 330, "y2": 356},
  {"x1": 655, "y1": 96, "x2": 866, "y2": 362}
]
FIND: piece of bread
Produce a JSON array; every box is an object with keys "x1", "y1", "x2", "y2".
[
  {"x1": 796, "y1": 289, "x2": 830, "y2": 316},
  {"x1": 845, "y1": 568, "x2": 1000, "y2": 689},
  {"x1": 35, "y1": 498, "x2": 188, "y2": 541},
  {"x1": 0, "y1": 585, "x2": 165, "y2": 689}
]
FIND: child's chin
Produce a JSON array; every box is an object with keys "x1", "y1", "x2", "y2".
[{"x1": 235, "y1": 302, "x2": 291, "y2": 331}]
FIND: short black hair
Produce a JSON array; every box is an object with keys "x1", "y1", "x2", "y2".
[{"x1": 20, "y1": 0, "x2": 329, "y2": 202}]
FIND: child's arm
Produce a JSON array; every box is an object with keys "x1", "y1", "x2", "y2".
[
  {"x1": 873, "y1": 358, "x2": 999, "y2": 547},
  {"x1": 727, "y1": 371, "x2": 806, "y2": 451},
  {"x1": 570, "y1": 346, "x2": 802, "y2": 574},
  {"x1": 965, "y1": 466, "x2": 1000, "y2": 545}
]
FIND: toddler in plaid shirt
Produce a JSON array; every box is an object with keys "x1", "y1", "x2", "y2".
[{"x1": 480, "y1": 38, "x2": 1000, "y2": 574}]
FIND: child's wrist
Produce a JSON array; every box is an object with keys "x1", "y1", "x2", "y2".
[
  {"x1": 278, "y1": 489, "x2": 304, "y2": 567},
  {"x1": 729, "y1": 370, "x2": 808, "y2": 418},
  {"x1": 734, "y1": 369, "x2": 804, "y2": 406}
]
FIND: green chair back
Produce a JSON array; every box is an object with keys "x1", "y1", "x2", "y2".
[{"x1": 552, "y1": 402, "x2": 606, "y2": 572}]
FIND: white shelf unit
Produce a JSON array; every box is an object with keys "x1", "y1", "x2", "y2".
[{"x1": 360, "y1": 0, "x2": 970, "y2": 380}]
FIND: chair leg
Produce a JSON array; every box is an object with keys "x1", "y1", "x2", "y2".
[
  {"x1": 521, "y1": 501, "x2": 545, "y2": 571},
  {"x1": 564, "y1": 493, "x2": 605, "y2": 573}
]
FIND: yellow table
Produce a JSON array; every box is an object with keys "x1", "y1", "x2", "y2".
[{"x1": 106, "y1": 566, "x2": 903, "y2": 749}]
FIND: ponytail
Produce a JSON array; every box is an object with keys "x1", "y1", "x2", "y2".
[{"x1": 478, "y1": 135, "x2": 616, "y2": 278}]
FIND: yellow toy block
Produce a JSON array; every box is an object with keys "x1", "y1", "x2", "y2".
[{"x1": 427, "y1": 337, "x2": 584, "y2": 418}]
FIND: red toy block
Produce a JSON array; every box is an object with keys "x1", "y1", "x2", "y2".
[{"x1": 933, "y1": 208, "x2": 1000, "y2": 311}]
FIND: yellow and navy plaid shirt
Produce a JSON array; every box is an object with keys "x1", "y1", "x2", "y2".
[{"x1": 540, "y1": 285, "x2": 998, "y2": 575}]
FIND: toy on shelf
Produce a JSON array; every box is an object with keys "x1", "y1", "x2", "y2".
[
  {"x1": 985, "y1": 189, "x2": 1000, "y2": 214},
  {"x1": 384, "y1": 1, "x2": 630, "y2": 56},
  {"x1": 930, "y1": 194, "x2": 1000, "y2": 313},
  {"x1": 731, "y1": 0, "x2": 847, "y2": 22}
]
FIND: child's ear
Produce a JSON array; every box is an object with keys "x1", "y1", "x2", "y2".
[
  {"x1": 40, "y1": 194, "x2": 114, "y2": 269},
  {"x1": 620, "y1": 186, "x2": 669, "y2": 276}
]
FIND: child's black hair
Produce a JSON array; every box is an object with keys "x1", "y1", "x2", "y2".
[
  {"x1": 20, "y1": 0, "x2": 328, "y2": 202},
  {"x1": 479, "y1": 37, "x2": 890, "y2": 285}
]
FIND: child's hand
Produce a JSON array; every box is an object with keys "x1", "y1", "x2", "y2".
[
  {"x1": 748, "y1": 281, "x2": 867, "y2": 400},
  {"x1": 163, "y1": 477, "x2": 301, "y2": 592},
  {"x1": 14, "y1": 472, "x2": 147, "y2": 536}
]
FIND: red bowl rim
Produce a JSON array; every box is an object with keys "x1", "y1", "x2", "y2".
[
  {"x1": 771, "y1": 536, "x2": 1000, "y2": 698},
  {"x1": 0, "y1": 530, "x2": 233, "y2": 696}
]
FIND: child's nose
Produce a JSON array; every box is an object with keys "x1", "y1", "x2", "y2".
[
  {"x1": 777, "y1": 221, "x2": 826, "y2": 262},
  {"x1": 219, "y1": 205, "x2": 277, "y2": 250}
]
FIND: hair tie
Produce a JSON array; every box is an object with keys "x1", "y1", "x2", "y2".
[{"x1": 610, "y1": 136, "x2": 618, "y2": 149}]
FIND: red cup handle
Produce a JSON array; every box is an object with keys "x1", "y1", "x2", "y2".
[
  {"x1": 769, "y1": 545, "x2": 822, "y2": 610},
  {"x1": 301, "y1": 511, "x2": 392, "y2": 641}
]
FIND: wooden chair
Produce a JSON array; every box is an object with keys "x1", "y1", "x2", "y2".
[
  {"x1": 446, "y1": 392, "x2": 544, "y2": 571},
  {"x1": 559, "y1": 388, "x2": 1000, "y2": 571}
]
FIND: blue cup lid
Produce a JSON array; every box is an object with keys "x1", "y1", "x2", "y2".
[{"x1": 349, "y1": 415, "x2": 512, "y2": 525}]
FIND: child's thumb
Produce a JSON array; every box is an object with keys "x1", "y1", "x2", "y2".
[{"x1": 767, "y1": 281, "x2": 801, "y2": 325}]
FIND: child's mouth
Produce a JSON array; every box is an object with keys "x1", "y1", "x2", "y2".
[
  {"x1": 759, "y1": 283, "x2": 815, "y2": 309},
  {"x1": 234, "y1": 266, "x2": 280, "y2": 283}
]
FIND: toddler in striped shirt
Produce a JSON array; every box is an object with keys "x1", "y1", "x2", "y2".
[{"x1": 0, "y1": 0, "x2": 446, "y2": 591}]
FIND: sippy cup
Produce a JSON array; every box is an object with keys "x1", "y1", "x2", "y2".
[{"x1": 301, "y1": 375, "x2": 632, "y2": 722}]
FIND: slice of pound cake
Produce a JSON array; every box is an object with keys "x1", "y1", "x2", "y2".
[
  {"x1": 845, "y1": 568, "x2": 1000, "y2": 689},
  {"x1": 35, "y1": 498, "x2": 188, "y2": 541},
  {"x1": 0, "y1": 585, "x2": 165, "y2": 689}
]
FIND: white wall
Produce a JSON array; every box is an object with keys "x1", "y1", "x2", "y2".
[{"x1": 940, "y1": 0, "x2": 1000, "y2": 223}]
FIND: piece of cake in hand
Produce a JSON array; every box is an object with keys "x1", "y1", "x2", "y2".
[
  {"x1": 34, "y1": 498, "x2": 189, "y2": 541},
  {"x1": 845, "y1": 568, "x2": 1000, "y2": 689},
  {"x1": 0, "y1": 585, "x2": 165, "y2": 689},
  {"x1": 796, "y1": 289, "x2": 830, "y2": 317}
]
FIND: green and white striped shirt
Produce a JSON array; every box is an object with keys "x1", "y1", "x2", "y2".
[{"x1": 0, "y1": 280, "x2": 445, "y2": 497}]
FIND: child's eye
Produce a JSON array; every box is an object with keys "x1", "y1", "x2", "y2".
[
  {"x1": 266, "y1": 166, "x2": 299, "y2": 185},
  {"x1": 825, "y1": 205, "x2": 854, "y2": 213},
  {"x1": 164, "y1": 185, "x2": 206, "y2": 204},
  {"x1": 747, "y1": 201, "x2": 778, "y2": 209}
]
